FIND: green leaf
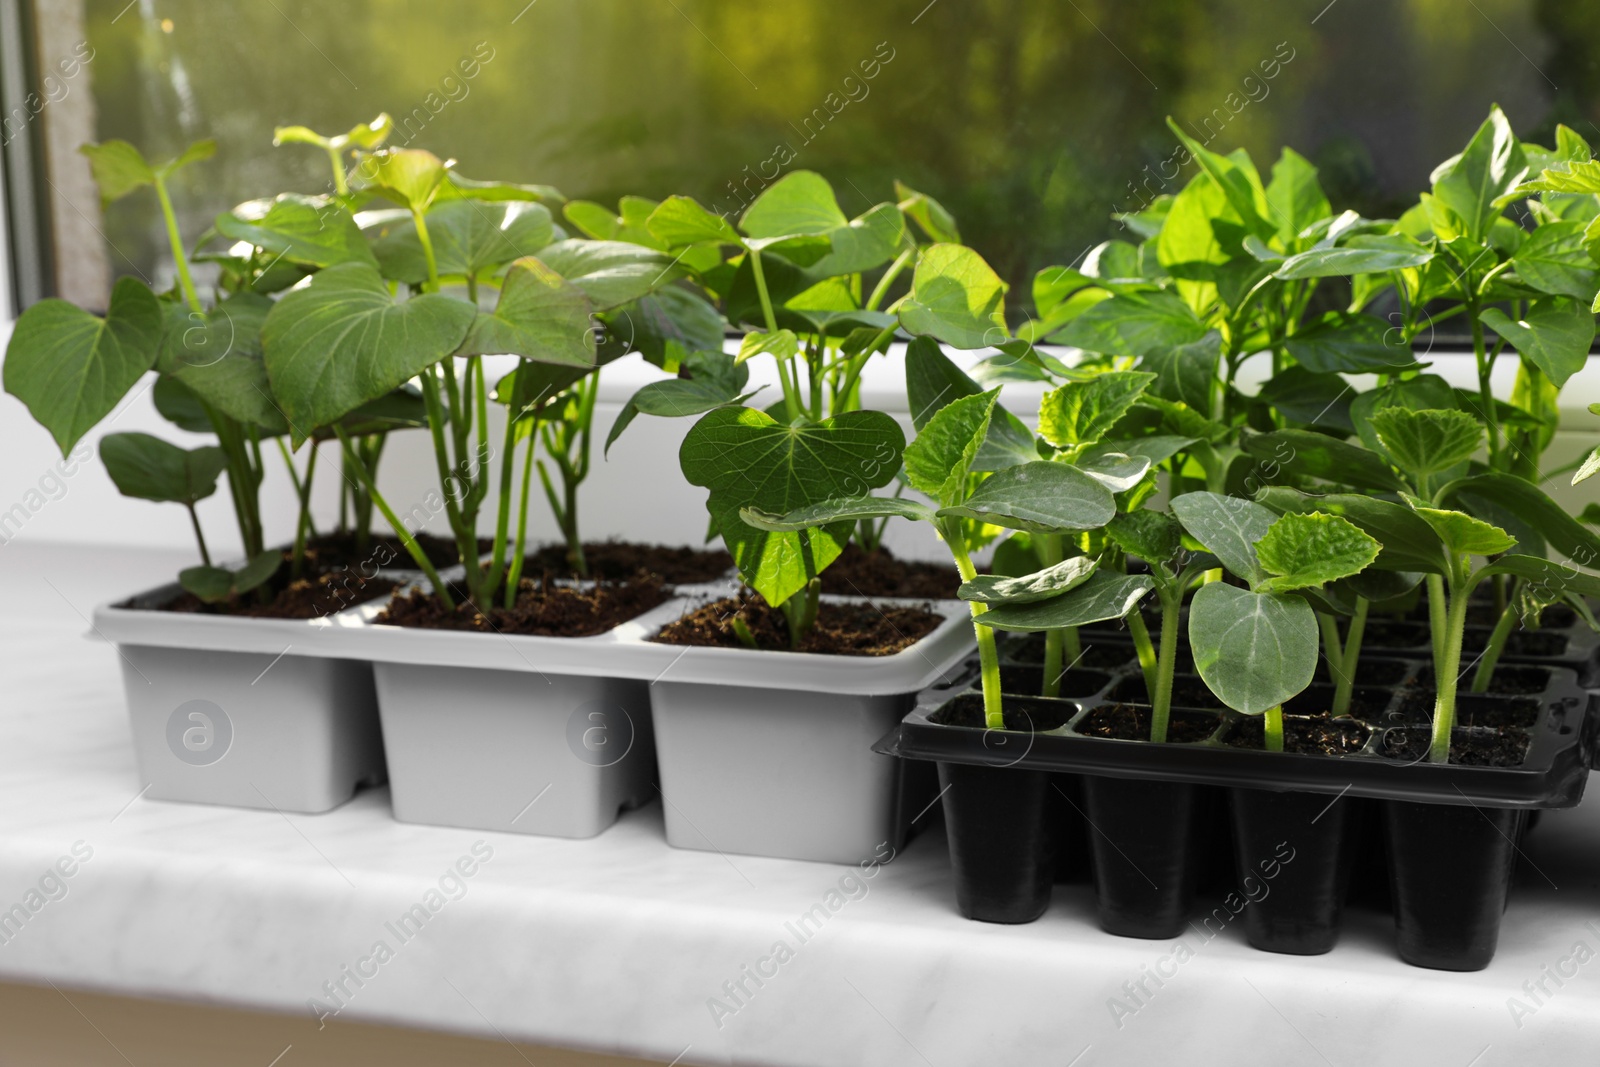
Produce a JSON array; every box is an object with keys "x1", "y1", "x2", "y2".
[
  {"x1": 1511, "y1": 221, "x2": 1598, "y2": 299},
  {"x1": 1369, "y1": 407, "x2": 1482, "y2": 477},
  {"x1": 164, "y1": 294, "x2": 285, "y2": 432},
  {"x1": 1255, "y1": 512, "x2": 1380, "y2": 593},
  {"x1": 356, "y1": 148, "x2": 449, "y2": 212},
  {"x1": 606, "y1": 350, "x2": 751, "y2": 454},
  {"x1": 1256, "y1": 368, "x2": 1354, "y2": 432},
  {"x1": 216, "y1": 195, "x2": 377, "y2": 270},
  {"x1": 810, "y1": 202, "x2": 906, "y2": 277},
  {"x1": 153, "y1": 375, "x2": 212, "y2": 434},
  {"x1": 1106, "y1": 509, "x2": 1183, "y2": 564},
  {"x1": 1170, "y1": 491, "x2": 1276, "y2": 584},
  {"x1": 607, "y1": 287, "x2": 726, "y2": 370},
  {"x1": 100, "y1": 433, "x2": 227, "y2": 505},
  {"x1": 262, "y1": 262, "x2": 476, "y2": 442},
  {"x1": 740, "y1": 495, "x2": 937, "y2": 532},
  {"x1": 903, "y1": 390, "x2": 998, "y2": 506},
  {"x1": 78, "y1": 140, "x2": 156, "y2": 203},
  {"x1": 370, "y1": 200, "x2": 553, "y2": 284},
  {"x1": 1412, "y1": 506, "x2": 1516, "y2": 556},
  {"x1": 454, "y1": 256, "x2": 596, "y2": 367},
  {"x1": 897, "y1": 244, "x2": 1008, "y2": 350},
  {"x1": 1438, "y1": 472, "x2": 1600, "y2": 565},
  {"x1": 1476, "y1": 554, "x2": 1600, "y2": 600},
  {"x1": 937, "y1": 461, "x2": 1116, "y2": 534},
  {"x1": 1188, "y1": 584, "x2": 1318, "y2": 715},
  {"x1": 234, "y1": 549, "x2": 284, "y2": 594},
  {"x1": 1265, "y1": 147, "x2": 1332, "y2": 243},
  {"x1": 1285, "y1": 311, "x2": 1415, "y2": 373},
  {"x1": 895, "y1": 180, "x2": 960, "y2": 243},
  {"x1": 3, "y1": 276, "x2": 163, "y2": 454},
  {"x1": 958, "y1": 556, "x2": 1098, "y2": 605},
  {"x1": 433, "y1": 172, "x2": 565, "y2": 208},
  {"x1": 1574, "y1": 445, "x2": 1600, "y2": 486},
  {"x1": 975, "y1": 571, "x2": 1155, "y2": 632},
  {"x1": 1497, "y1": 158, "x2": 1600, "y2": 205},
  {"x1": 274, "y1": 114, "x2": 391, "y2": 151},
  {"x1": 1431, "y1": 105, "x2": 1526, "y2": 243},
  {"x1": 536, "y1": 239, "x2": 684, "y2": 311},
  {"x1": 1138, "y1": 331, "x2": 1220, "y2": 411},
  {"x1": 1480, "y1": 300, "x2": 1596, "y2": 389},
  {"x1": 681, "y1": 407, "x2": 905, "y2": 605},
  {"x1": 1273, "y1": 234, "x2": 1433, "y2": 279},
  {"x1": 737, "y1": 329, "x2": 799, "y2": 365},
  {"x1": 179, "y1": 566, "x2": 236, "y2": 604},
  {"x1": 1257, "y1": 488, "x2": 1449, "y2": 576},
  {"x1": 739, "y1": 171, "x2": 848, "y2": 240},
  {"x1": 1053, "y1": 291, "x2": 1208, "y2": 357},
  {"x1": 647, "y1": 195, "x2": 742, "y2": 247},
  {"x1": 1239, "y1": 430, "x2": 1406, "y2": 492},
  {"x1": 1037, "y1": 371, "x2": 1156, "y2": 449},
  {"x1": 903, "y1": 336, "x2": 1038, "y2": 472},
  {"x1": 1074, "y1": 450, "x2": 1152, "y2": 493}
]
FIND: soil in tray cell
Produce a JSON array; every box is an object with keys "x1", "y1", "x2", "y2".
[
  {"x1": 1412, "y1": 664, "x2": 1551, "y2": 695},
  {"x1": 1285, "y1": 683, "x2": 1394, "y2": 722},
  {"x1": 1396, "y1": 690, "x2": 1541, "y2": 728},
  {"x1": 379, "y1": 575, "x2": 668, "y2": 637},
  {"x1": 1073, "y1": 703, "x2": 1222, "y2": 744},
  {"x1": 1362, "y1": 620, "x2": 1431, "y2": 650},
  {"x1": 651, "y1": 593, "x2": 942, "y2": 655},
  {"x1": 1106, "y1": 674, "x2": 1224, "y2": 711},
  {"x1": 930, "y1": 692, "x2": 1076, "y2": 732},
  {"x1": 817, "y1": 544, "x2": 965, "y2": 599},
  {"x1": 1379, "y1": 726, "x2": 1532, "y2": 767},
  {"x1": 1463, "y1": 628, "x2": 1569, "y2": 658},
  {"x1": 301, "y1": 531, "x2": 489, "y2": 571},
  {"x1": 1004, "y1": 635, "x2": 1139, "y2": 671},
  {"x1": 1224, "y1": 713, "x2": 1371, "y2": 755},
  {"x1": 521, "y1": 541, "x2": 732, "y2": 585},
  {"x1": 150, "y1": 571, "x2": 398, "y2": 620},
  {"x1": 1314, "y1": 657, "x2": 1412, "y2": 687},
  {"x1": 998, "y1": 664, "x2": 1113, "y2": 700}
]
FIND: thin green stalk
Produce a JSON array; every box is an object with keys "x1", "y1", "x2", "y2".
[
  {"x1": 1471, "y1": 601, "x2": 1519, "y2": 694},
  {"x1": 153, "y1": 176, "x2": 202, "y2": 313},
  {"x1": 326, "y1": 146, "x2": 349, "y2": 195},
  {"x1": 1430, "y1": 583, "x2": 1472, "y2": 763},
  {"x1": 1151, "y1": 588, "x2": 1181, "y2": 744},
  {"x1": 1264, "y1": 705, "x2": 1285, "y2": 753},
  {"x1": 504, "y1": 428, "x2": 538, "y2": 609},
  {"x1": 1426, "y1": 573, "x2": 1449, "y2": 679},
  {"x1": 185, "y1": 504, "x2": 211, "y2": 566},
  {"x1": 1127, "y1": 611, "x2": 1159, "y2": 704},
  {"x1": 413, "y1": 209, "x2": 441, "y2": 291},
  {"x1": 1318, "y1": 612, "x2": 1346, "y2": 706},
  {"x1": 748, "y1": 248, "x2": 802, "y2": 423},
  {"x1": 1037, "y1": 533, "x2": 1065, "y2": 699},
  {"x1": 1466, "y1": 295, "x2": 1502, "y2": 467},
  {"x1": 1335, "y1": 598, "x2": 1369, "y2": 717},
  {"x1": 334, "y1": 425, "x2": 454, "y2": 609},
  {"x1": 865, "y1": 249, "x2": 912, "y2": 312},
  {"x1": 484, "y1": 395, "x2": 524, "y2": 600},
  {"x1": 944, "y1": 522, "x2": 1003, "y2": 730}
]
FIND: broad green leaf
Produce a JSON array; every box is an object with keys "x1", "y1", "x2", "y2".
[
  {"x1": 273, "y1": 113, "x2": 391, "y2": 151},
  {"x1": 536, "y1": 239, "x2": 684, "y2": 311},
  {"x1": 262, "y1": 262, "x2": 477, "y2": 442},
  {"x1": 370, "y1": 200, "x2": 553, "y2": 284},
  {"x1": 903, "y1": 336, "x2": 1038, "y2": 472},
  {"x1": 937, "y1": 461, "x2": 1115, "y2": 534},
  {"x1": 1286, "y1": 311, "x2": 1415, "y2": 373},
  {"x1": 1497, "y1": 158, "x2": 1600, "y2": 205},
  {"x1": 975, "y1": 572, "x2": 1155, "y2": 632},
  {"x1": 1239, "y1": 430, "x2": 1406, "y2": 492},
  {"x1": 153, "y1": 375, "x2": 212, "y2": 434},
  {"x1": 356, "y1": 148, "x2": 449, "y2": 212},
  {"x1": 1475, "y1": 554, "x2": 1600, "y2": 600},
  {"x1": 179, "y1": 566, "x2": 236, "y2": 604},
  {"x1": 740, "y1": 495, "x2": 937, "y2": 531},
  {"x1": 737, "y1": 329, "x2": 799, "y2": 365},
  {"x1": 3, "y1": 276, "x2": 163, "y2": 454},
  {"x1": 810, "y1": 203, "x2": 906, "y2": 277},
  {"x1": 1074, "y1": 450, "x2": 1152, "y2": 493},
  {"x1": 100, "y1": 433, "x2": 226, "y2": 505},
  {"x1": 1164, "y1": 118, "x2": 1273, "y2": 240},
  {"x1": 1256, "y1": 368, "x2": 1354, "y2": 433},
  {"x1": 216, "y1": 195, "x2": 377, "y2": 270},
  {"x1": 898, "y1": 244, "x2": 1008, "y2": 350},
  {"x1": 647, "y1": 195, "x2": 742, "y2": 247},
  {"x1": 739, "y1": 171, "x2": 848, "y2": 240},
  {"x1": 1439, "y1": 472, "x2": 1600, "y2": 564},
  {"x1": 1054, "y1": 291, "x2": 1207, "y2": 357},
  {"x1": 1170, "y1": 491, "x2": 1276, "y2": 584},
  {"x1": 1574, "y1": 446, "x2": 1600, "y2": 486},
  {"x1": 1350, "y1": 374, "x2": 1462, "y2": 454},
  {"x1": 454, "y1": 256, "x2": 596, "y2": 367},
  {"x1": 1265, "y1": 147, "x2": 1332, "y2": 243},
  {"x1": 1157, "y1": 171, "x2": 1234, "y2": 281},
  {"x1": 1480, "y1": 300, "x2": 1596, "y2": 389},
  {"x1": 1037, "y1": 371, "x2": 1156, "y2": 449},
  {"x1": 1257, "y1": 488, "x2": 1449, "y2": 575},
  {"x1": 158, "y1": 139, "x2": 216, "y2": 177},
  {"x1": 1411, "y1": 505, "x2": 1516, "y2": 556},
  {"x1": 606, "y1": 350, "x2": 751, "y2": 455},
  {"x1": 895, "y1": 180, "x2": 960, "y2": 243},
  {"x1": 1370, "y1": 407, "x2": 1482, "y2": 477},
  {"x1": 958, "y1": 556, "x2": 1098, "y2": 605},
  {"x1": 1106, "y1": 509, "x2": 1183, "y2": 564},
  {"x1": 1273, "y1": 234, "x2": 1432, "y2": 279},
  {"x1": 1511, "y1": 221, "x2": 1598, "y2": 299},
  {"x1": 433, "y1": 171, "x2": 566, "y2": 208},
  {"x1": 78, "y1": 141, "x2": 155, "y2": 203},
  {"x1": 1138, "y1": 331, "x2": 1220, "y2": 411},
  {"x1": 1254, "y1": 512, "x2": 1379, "y2": 593},
  {"x1": 233, "y1": 549, "x2": 284, "y2": 594},
  {"x1": 681, "y1": 407, "x2": 905, "y2": 605},
  {"x1": 1188, "y1": 583, "x2": 1318, "y2": 715},
  {"x1": 1431, "y1": 106, "x2": 1526, "y2": 243},
  {"x1": 903, "y1": 390, "x2": 998, "y2": 506},
  {"x1": 164, "y1": 294, "x2": 285, "y2": 432},
  {"x1": 607, "y1": 287, "x2": 726, "y2": 370}
]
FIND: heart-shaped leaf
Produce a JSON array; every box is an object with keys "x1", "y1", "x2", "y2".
[
  {"x1": 1255, "y1": 512, "x2": 1379, "y2": 593},
  {"x1": 179, "y1": 550, "x2": 282, "y2": 604},
  {"x1": 1188, "y1": 583, "x2": 1318, "y2": 715},
  {"x1": 810, "y1": 203, "x2": 906, "y2": 277},
  {"x1": 898, "y1": 244, "x2": 1008, "y2": 350},
  {"x1": 454, "y1": 256, "x2": 596, "y2": 367},
  {"x1": 647, "y1": 195, "x2": 742, "y2": 248},
  {"x1": 895, "y1": 180, "x2": 961, "y2": 244},
  {"x1": 938, "y1": 461, "x2": 1115, "y2": 533},
  {"x1": 975, "y1": 572, "x2": 1155, "y2": 632},
  {"x1": 163, "y1": 294, "x2": 286, "y2": 432},
  {"x1": 607, "y1": 287, "x2": 726, "y2": 370},
  {"x1": 536, "y1": 239, "x2": 685, "y2": 311},
  {"x1": 3, "y1": 276, "x2": 163, "y2": 454},
  {"x1": 739, "y1": 171, "x2": 849, "y2": 240},
  {"x1": 1170, "y1": 491, "x2": 1277, "y2": 585},
  {"x1": 903, "y1": 390, "x2": 998, "y2": 506},
  {"x1": 737, "y1": 329, "x2": 799, "y2": 365},
  {"x1": 1053, "y1": 291, "x2": 1209, "y2": 357},
  {"x1": 262, "y1": 262, "x2": 477, "y2": 442},
  {"x1": 1480, "y1": 300, "x2": 1596, "y2": 389},
  {"x1": 371, "y1": 200, "x2": 554, "y2": 284},
  {"x1": 958, "y1": 556, "x2": 1097, "y2": 605},
  {"x1": 356, "y1": 148, "x2": 449, "y2": 212},
  {"x1": 1038, "y1": 371, "x2": 1156, "y2": 450},
  {"x1": 100, "y1": 432, "x2": 227, "y2": 505},
  {"x1": 216, "y1": 195, "x2": 377, "y2": 270},
  {"x1": 606, "y1": 351, "x2": 754, "y2": 455}
]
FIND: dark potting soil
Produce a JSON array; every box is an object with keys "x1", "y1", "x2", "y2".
[
  {"x1": 377, "y1": 575, "x2": 668, "y2": 637},
  {"x1": 1395, "y1": 690, "x2": 1541, "y2": 729},
  {"x1": 1106, "y1": 674, "x2": 1224, "y2": 710},
  {"x1": 1463, "y1": 628, "x2": 1569, "y2": 657},
  {"x1": 1313, "y1": 657, "x2": 1412, "y2": 687},
  {"x1": 1413, "y1": 664, "x2": 1551, "y2": 695},
  {"x1": 521, "y1": 540, "x2": 733, "y2": 585},
  {"x1": 929, "y1": 692, "x2": 1075, "y2": 731},
  {"x1": 1074, "y1": 703, "x2": 1221, "y2": 744},
  {"x1": 153, "y1": 572, "x2": 398, "y2": 620},
  {"x1": 1285, "y1": 683, "x2": 1393, "y2": 721},
  {"x1": 1362, "y1": 620, "x2": 1430, "y2": 649},
  {"x1": 1005, "y1": 636, "x2": 1139, "y2": 671},
  {"x1": 1378, "y1": 726, "x2": 1531, "y2": 767},
  {"x1": 1224, "y1": 713, "x2": 1371, "y2": 755},
  {"x1": 301, "y1": 531, "x2": 489, "y2": 571},
  {"x1": 997, "y1": 664, "x2": 1114, "y2": 700},
  {"x1": 650, "y1": 593, "x2": 942, "y2": 656},
  {"x1": 817, "y1": 544, "x2": 963, "y2": 599},
  {"x1": 1410, "y1": 600, "x2": 1578, "y2": 629}
]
